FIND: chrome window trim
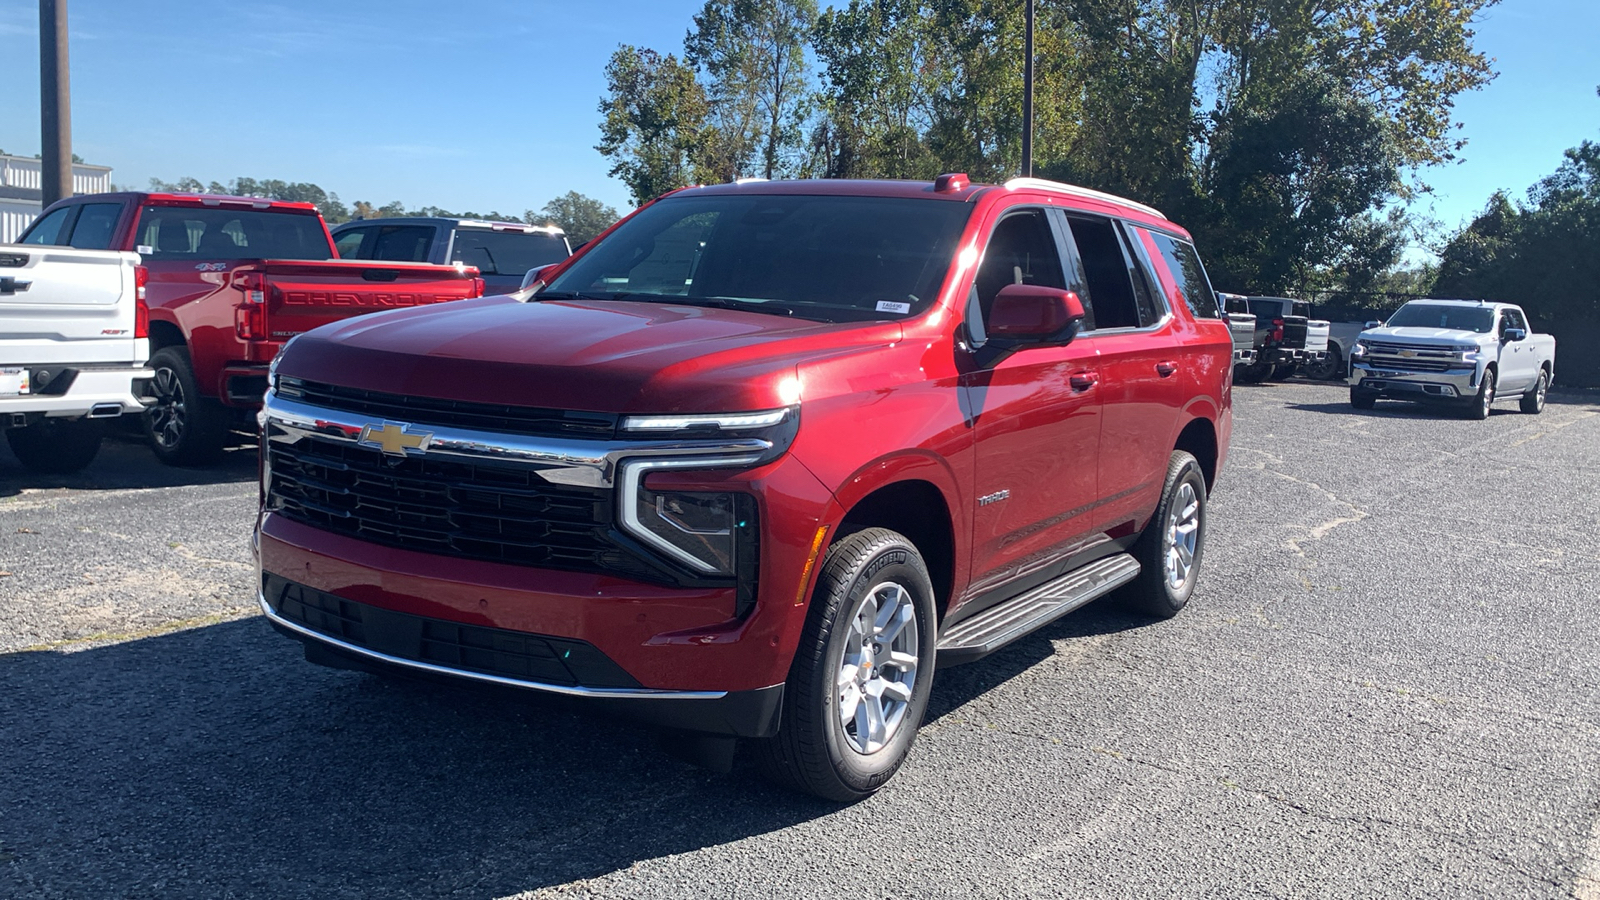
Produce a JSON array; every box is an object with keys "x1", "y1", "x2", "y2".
[
  {"x1": 258, "y1": 591, "x2": 729, "y2": 701},
  {"x1": 261, "y1": 392, "x2": 773, "y2": 489}
]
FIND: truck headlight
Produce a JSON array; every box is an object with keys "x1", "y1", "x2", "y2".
[
  {"x1": 1452, "y1": 344, "x2": 1480, "y2": 362},
  {"x1": 619, "y1": 457, "x2": 762, "y2": 576},
  {"x1": 1350, "y1": 341, "x2": 1368, "y2": 358}
]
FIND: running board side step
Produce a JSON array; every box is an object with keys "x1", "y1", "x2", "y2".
[{"x1": 936, "y1": 554, "x2": 1141, "y2": 666}]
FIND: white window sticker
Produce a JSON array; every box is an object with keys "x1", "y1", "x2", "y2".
[
  {"x1": 875, "y1": 300, "x2": 912, "y2": 315},
  {"x1": 136, "y1": 244, "x2": 155, "y2": 255}
]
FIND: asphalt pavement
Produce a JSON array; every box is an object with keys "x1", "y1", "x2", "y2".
[{"x1": 2, "y1": 382, "x2": 1598, "y2": 899}]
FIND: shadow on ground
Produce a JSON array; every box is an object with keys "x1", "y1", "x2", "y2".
[
  {"x1": 0, "y1": 595, "x2": 1150, "y2": 898},
  {"x1": 0, "y1": 432, "x2": 257, "y2": 498}
]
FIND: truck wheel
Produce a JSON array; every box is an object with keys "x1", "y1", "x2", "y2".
[
  {"x1": 1234, "y1": 362, "x2": 1270, "y2": 384},
  {"x1": 1350, "y1": 387, "x2": 1377, "y2": 410},
  {"x1": 754, "y1": 527, "x2": 937, "y2": 802},
  {"x1": 5, "y1": 418, "x2": 105, "y2": 474},
  {"x1": 1269, "y1": 363, "x2": 1299, "y2": 381},
  {"x1": 1119, "y1": 451, "x2": 1207, "y2": 619},
  {"x1": 144, "y1": 347, "x2": 229, "y2": 466},
  {"x1": 1465, "y1": 367, "x2": 1496, "y2": 420},
  {"x1": 1520, "y1": 370, "x2": 1548, "y2": 414},
  {"x1": 1303, "y1": 350, "x2": 1343, "y2": 381}
]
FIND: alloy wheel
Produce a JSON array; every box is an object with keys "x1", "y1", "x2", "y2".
[
  {"x1": 148, "y1": 366, "x2": 187, "y2": 450},
  {"x1": 836, "y1": 581, "x2": 920, "y2": 755},
  {"x1": 1164, "y1": 481, "x2": 1200, "y2": 589}
]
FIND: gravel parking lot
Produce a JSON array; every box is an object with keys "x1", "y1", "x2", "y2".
[{"x1": 2, "y1": 381, "x2": 1598, "y2": 899}]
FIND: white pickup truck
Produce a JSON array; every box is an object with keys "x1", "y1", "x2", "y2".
[
  {"x1": 1, "y1": 244, "x2": 153, "y2": 472},
  {"x1": 1348, "y1": 299, "x2": 1556, "y2": 419}
]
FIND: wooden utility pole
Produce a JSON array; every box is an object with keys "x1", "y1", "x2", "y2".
[
  {"x1": 1021, "y1": 0, "x2": 1034, "y2": 178},
  {"x1": 40, "y1": 0, "x2": 72, "y2": 205}
]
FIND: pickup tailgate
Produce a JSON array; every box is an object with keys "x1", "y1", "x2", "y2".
[
  {"x1": 235, "y1": 259, "x2": 482, "y2": 343},
  {"x1": 1280, "y1": 315, "x2": 1309, "y2": 350},
  {"x1": 0, "y1": 244, "x2": 141, "y2": 366},
  {"x1": 1226, "y1": 312, "x2": 1256, "y2": 350},
  {"x1": 1304, "y1": 319, "x2": 1331, "y2": 353}
]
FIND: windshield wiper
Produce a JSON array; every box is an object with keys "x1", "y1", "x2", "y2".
[
  {"x1": 530, "y1": 289, "x2": 616, "y2": 301},
  {"x1": 688, "y1": 296, "x2": 799, "y2": 317}
]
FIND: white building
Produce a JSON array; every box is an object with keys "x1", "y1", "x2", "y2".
[{"x1": 1, "y1": 154, "x2": 114, "y2": 242}]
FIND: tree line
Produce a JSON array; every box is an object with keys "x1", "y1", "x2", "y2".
[
  {"x1": 141, "y1": 177, "x2": 620, "y2": 244},
  {"x1": 597, "y1": 0, "x2": 1498, "y2": 301}
]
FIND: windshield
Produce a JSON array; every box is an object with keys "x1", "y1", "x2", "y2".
[
  {"x1": 539, "y1": 193, "x2": 972, "y2": 322},
  {"x1": 1384, "y1": 303, "x2": 1494, "y2": 333},
  {"x1": 450, "y1": 230, "x2": 570, "y2": 275}
]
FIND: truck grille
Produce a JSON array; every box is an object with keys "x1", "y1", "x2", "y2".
[
  {"x1": 266, "y1": 436, "x2": 657, "y2": 581},
  {"x1": 275, "y1": 377, "x2": 620, "y2": 439},
  {"x1": 1364, "y1": 342, "x2": 1462, "y2": 373},
  {"x1": 264, "y1": 574, "x2": 641, "y2": 688}
]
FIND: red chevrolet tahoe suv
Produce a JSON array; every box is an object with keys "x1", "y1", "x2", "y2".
[
  {"x1": 19, "y1": 192, "x2": 485, "y2": 465},
  {"x1": 255, "y1": 176, "x2": 1233, "y2": 800}
]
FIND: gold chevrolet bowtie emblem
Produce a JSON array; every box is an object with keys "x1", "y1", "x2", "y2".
[{"x1": 357, "y1": 422, "x2": 432, "y2": 457}]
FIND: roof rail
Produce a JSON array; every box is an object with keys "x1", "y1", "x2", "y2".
[{"x1": 1002, "y1": 177, "x2": 1164, "y2": 219}]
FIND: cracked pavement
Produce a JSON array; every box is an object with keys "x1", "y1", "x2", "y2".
[{"x1": 2, "y1": 382, "x2": 1598, "y2": 899}]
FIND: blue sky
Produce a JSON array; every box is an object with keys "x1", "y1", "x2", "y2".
[{"x1": 1, "y1": 0, "x2": 1596, "y2": 252}]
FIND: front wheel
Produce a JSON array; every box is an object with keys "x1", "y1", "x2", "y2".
[
  {"x1": 1520, "y1": 369, "x2": 1548, "y2": 414},
  {"x1": 1465, "y1": 367, "x2": 1496, "y2": 420},
  {"x1": 5, "y1": 418, "x2": 105, "y2": 473},
  {"x1": 1119, "y1": 451, "x2": 1208, "y2": 618},
  {"x1": 755, "y1": 527, "x2": 937, "y2": 802},
  {"x1": 1350, "y1": 386, "x2": 1377, "y2": 410}
]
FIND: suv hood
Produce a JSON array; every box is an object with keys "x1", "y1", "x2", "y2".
[
  {"x1": 276, "y1": 295, "x2": 904, "y2": 413},
  {"x1": 1362, "y1": 326, "x2": 1490, "y2": 346}
]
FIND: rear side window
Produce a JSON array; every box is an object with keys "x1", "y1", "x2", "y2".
[
  {"x1": 367, "y1": 225, "x2": 435, "y2": 262},
  {"x1": 134, "y1": 207, "x2": 329, "y2": 261},
  {"x1": 1148, "y1": 232, "x2": 1219, "y2": 319},
  {"x1": 67, "y1": 203, "x2": 122, "y2": 250},
  {"x1": 1065, "y1": 215, "x2": 1157, "y2": 330},
  {"x1": 20, "y1": 207, "x2": 73, "y2": 245},
  {"x1": 450, "y1": 230, "x2": 570, "y2": 276}
]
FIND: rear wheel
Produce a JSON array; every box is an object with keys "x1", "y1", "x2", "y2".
[
  {"x1": 754, "y1": 527, "x2": 937, "y2": 802},
  {"x1": 5, "y1": 418, "x2": 105, "y2": 473},
  {"x1": 1269, "y1": 363, "x2": 1299, "y2": 381},
  {"x1": 144, "y1": 347, "x2": 229, "y2": 467},
  {"x1": 1234, "y1": 362, "x2": 1271, "y2": 384},
  {"x1": 1520, "y1": 369, "x2": 1548, "y2": 414},
  {"x1": 1119, "y1": 451, "x2": 1207, "y2": 619},
  {"x1": 1303, "y1": 350, "x2": 1344, "y2": 381},
  {"x1": 1464, "y1": 367, "x2": 1496, "y2": 420}
]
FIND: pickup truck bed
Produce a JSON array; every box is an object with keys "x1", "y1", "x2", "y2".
[{"x1": 1, "y1": 243, "x2": 152, "y2": 472}]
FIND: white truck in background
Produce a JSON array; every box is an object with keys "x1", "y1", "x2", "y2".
[
  {"x1": 1348, "y1": 299, "x2": 1556, "y2": 419},
  {"x1": 1, "y1": 245, "x2": 153, "y2": 472}
]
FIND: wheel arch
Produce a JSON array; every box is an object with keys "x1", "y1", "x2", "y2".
[
  {"x1": 1174, "y1": 416, "x2": 1219, "y2": 492},
  {"x1": 834, "y1": 476, "x2": 958, "y2": 623},
  {"x1": 147, "y1": 319, "x2": 186, "y2": 352}
]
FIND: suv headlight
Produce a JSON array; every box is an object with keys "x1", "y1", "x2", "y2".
[{"x1": 619, "y1": 457, "x2": 761, "y2": 575}]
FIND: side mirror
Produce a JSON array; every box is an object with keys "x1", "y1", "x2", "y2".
[
  {"x1": 1364, "y1": 320, "x2": 1383, "y2": 329},
  {"x1": 1503, "y1": 327, "x2": 1526, "y2": 343},
  {"x1": 975, "y1": 285, "x2": 1085, "y2": 368},
  {"x1": 519, "y1": 263, "x2": 559, "y2": 294},
  {"x1": 989, "y1": 284, "x2": 1086, "y2": 340}
]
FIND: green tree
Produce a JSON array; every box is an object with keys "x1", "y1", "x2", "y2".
[
  {"x1": 533, "y1": 192, "x2": 621, "y2": 244},
  {"x1": 686, "y1": 0, "x2": 818, "y2": 180},
  {"x1": 598, "y1": 45, "x2": 710, "y2": 206}
]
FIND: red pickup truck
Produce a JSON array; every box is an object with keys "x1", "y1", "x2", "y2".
[
  {"x1": 18, "y1": 193, "x2": 484, "y2": 465},
  {"x1": 256, "y1": 176, "x2": 1232, "y2": 799}
]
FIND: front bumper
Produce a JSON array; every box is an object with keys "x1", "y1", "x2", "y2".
[
  {"x1": 1, "y1": 363, "x2": 155, "y2": 425},
  {"x1": 259, "y1": 573, "x2": 785, "y2": 737},
  {"x1": 1349, "y1": 362, "x2": 1480, "y2": 399}
]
